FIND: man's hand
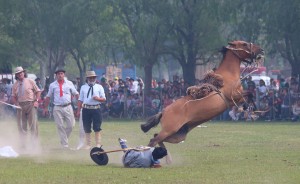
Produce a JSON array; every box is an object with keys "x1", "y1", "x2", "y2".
[
  {"x1": 33, "y1": 101, "x2": 39, "y2": 108},
  {"x1": 152, "y1": 164, "x2": 162, "y2": 168},
  {"x1": 93, "y1": 96, "x2": 99, "y2": 101}
]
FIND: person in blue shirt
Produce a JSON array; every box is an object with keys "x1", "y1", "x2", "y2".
[{"x1": 118, "y1": 138, "x2": 168, "y2": 168}]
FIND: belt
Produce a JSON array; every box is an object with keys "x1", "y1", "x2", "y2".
[
  {"x1": 55, "y1": 103, "x2": 71, "y2": 107},
  {"x1": 83, "y1": 104, "x2": 100, "y2": 109}
]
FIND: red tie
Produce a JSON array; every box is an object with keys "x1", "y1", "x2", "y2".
[{"x1": 58, "y1": 80, "x2": 64, "y2": 97}]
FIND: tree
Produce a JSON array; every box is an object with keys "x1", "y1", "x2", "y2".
[
  {"x1": 111, "y1": 0, "x2": 170, "y2": 95},
  {"x1": 164, "y1": 0, "x2": 223, "y2": 85},
  {"x1": 0, "y1": 0, "x2": 33, "y2": 71},
  {"x1": 63, "y1": 0, "x2": 114, "y2": 87},
  {"x1": 262, "y1": 0, "x2": 300, "y2": 77}
]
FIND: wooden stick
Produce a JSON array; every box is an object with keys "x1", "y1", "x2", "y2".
[
  {"x1": 0, "y1": 101, "x2": 21, "y2": 109},
  {"x1": 91, "y1": 147, "x2": 151, "y2": 155}
]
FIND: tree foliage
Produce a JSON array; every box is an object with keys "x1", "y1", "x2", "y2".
[{"x1": 1, "y1": 0, "x2": 300, "y2": 88}]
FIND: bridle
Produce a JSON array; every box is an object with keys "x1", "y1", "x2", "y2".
[{"x1": 226, "y1": 42, "x2": 263, "y2": 65}]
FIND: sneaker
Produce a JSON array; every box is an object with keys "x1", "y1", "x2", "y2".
[{"x1": 118, "y1": 138, "x2": 127, "y2": 143}]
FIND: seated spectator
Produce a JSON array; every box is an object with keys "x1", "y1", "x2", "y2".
[
  {"x1": 259, "y1": 96, "x2": 270, "y2": 120},
  {"x1": 0, "y1": 89, "x2": 8, "y2": 102},
  {"x1": 126, "y1": 94, "x2": 135, "y2": 114},
  {"x1": 242, "y1": 93, "x2": 258, "y2": 121},
  {"x1": 229, "y1": 106, "x2": 241, "y2": 121},
  {"x1": 291, "y1": 100, "x2": 300, "y2": 122},
  {"x1": 258, "y1": 79, "x2": 268, "y2": 99},
  {"x1": 162, "y1": 94, "x2": 173, "y2": 109},
  {"x1": 151, "y1": 94, "x2": 161, "y2": 113},
  {"x1": 109, "y1": 93, "x2": 121, "y2": 117},
  {"x1": 118, "y1": 90, "x2": 125, "y2": 116},
  {"x1": 280, "y1": 88, "x2": 290, "y2": 120}
]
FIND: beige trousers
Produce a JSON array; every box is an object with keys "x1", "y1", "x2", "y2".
[
  {"x1": 53, "y1": 105, "x2": 75, "y2": 147},
  {"x1": 17, "y1": 101, "x2": 38, "y2": 138}
]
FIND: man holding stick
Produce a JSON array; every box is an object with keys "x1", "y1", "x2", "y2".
[{"x1": 11, "y1": 66, "x2": 41, "y2": 149}]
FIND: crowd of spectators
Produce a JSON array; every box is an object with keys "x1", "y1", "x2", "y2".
[
  {"x1": 1, "y1": 73, "x2": 300, "y2": 122},
  {"x1": 227, "y1": 75, "x2": 300, "y2": 122}
]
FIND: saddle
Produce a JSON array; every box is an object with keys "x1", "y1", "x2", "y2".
[{"x1": 187, "y1": 71, "x2": 224, "y2": 99}]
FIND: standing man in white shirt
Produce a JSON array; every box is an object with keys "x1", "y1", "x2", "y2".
[
  {"x1": 76, "y1": 71, "x2": 106, "y2": 149},
  {"x1": 43, "y1": 68, "x2": 79, "y2": 149}
]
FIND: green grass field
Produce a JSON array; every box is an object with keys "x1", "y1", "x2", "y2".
[{"x1": 0, "y1": 118, "x2": 299, "y2": 184}]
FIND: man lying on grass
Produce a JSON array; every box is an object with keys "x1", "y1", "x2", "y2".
[{"x1": 119, "y1": 138, "x2": 167, "y2": 168}]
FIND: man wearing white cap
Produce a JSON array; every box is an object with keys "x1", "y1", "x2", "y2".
[
  {"x1": 43, "y1": 68, "x2": 79, "y2": 149},
  {"x1": 76, "y1": 71, "x2": 106, "y2": 149},
  {"x1": 11, "y1": 66, "x2": 41, "y2": 149}
]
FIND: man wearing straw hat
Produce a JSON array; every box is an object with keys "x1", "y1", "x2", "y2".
[
  {"x1": 76, "y1": 71, "x2": 106, "y2": 149},
  {"x1": 43, "y1": 68, "x2": 79, "y2": 149},
  {"x1": 11, "y1": 66, "x2": 41, "y2": 149}
]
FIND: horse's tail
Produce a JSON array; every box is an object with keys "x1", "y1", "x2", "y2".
[{"x1": 141, "y1": 112, "x2": 163, "y2": 133}]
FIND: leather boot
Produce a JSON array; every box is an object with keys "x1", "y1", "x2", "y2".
[
  {"x1": 95, "y1": 132, "x2": 101, "y2": 147},
  {"x1": 83, "y1": 133, "x2": 91, "y2": 150}
]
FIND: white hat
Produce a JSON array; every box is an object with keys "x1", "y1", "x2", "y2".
[
  {"x1": 86, "y1": 71, "x2": 98, "y2": 78},
  {"x1": 14, "y1": 66, "x2": 26, "y2": 74}
]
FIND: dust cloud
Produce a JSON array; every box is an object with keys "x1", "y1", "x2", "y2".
[{"x1": 0, "y1": 117, "x2": 42, "y2": 156}]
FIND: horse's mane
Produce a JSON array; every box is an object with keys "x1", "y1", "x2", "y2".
[
  {"x1": 220, "y1": 46, "x2": 228, "y2": 60},
  {"x1": 187, "y1": 71, "x2": 224, "y2": 99}
]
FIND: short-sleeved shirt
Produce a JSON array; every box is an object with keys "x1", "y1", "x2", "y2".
[
  {"x1": 78, "y1": 83, "x2": 106, "y2": 105},
  {"x1": 12, "y1": 78, "x2": 41, "y2": 102},
  {"x1": 46, "y1": 80, "x2": 79, "y2": 105}
]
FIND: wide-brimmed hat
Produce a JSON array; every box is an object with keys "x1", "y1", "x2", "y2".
[
  {"x1": 90, "y1": 147, "x2": 109, "y2": 166},
  {"x1": 55, "y1": 68, "x2": 66, "y2": 74},
  {"x1": 86, "y1": 71, "x2": 98, "y2": 78},
  {"x1": 14, "y1": 66, "x2": 26, "y2": 74}
]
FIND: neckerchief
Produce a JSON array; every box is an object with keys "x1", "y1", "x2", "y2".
[
  {"x1": 58, "y1": 80, "x2": 64, "y2": 97},
  {"x1": 87, "y1": 84, "x2": 94, "y2": 98}
]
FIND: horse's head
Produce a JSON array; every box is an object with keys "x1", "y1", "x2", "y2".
[{"x1": 225, "y1": 40, "x2": 264, "y2": 65}]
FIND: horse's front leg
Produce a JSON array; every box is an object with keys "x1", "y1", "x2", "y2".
[
  {"x1": 158, "y1": 141, "x2": 172, "y2": 165},
  {"x1": 148, "y1": 135, "x2": 160, "y2": 147},
  {"x1": 148, "y1": 131, "x2": 169, "y2": 147},
  {"x1": 152, "y1": 134, "x2": 172, "y2": 164}
]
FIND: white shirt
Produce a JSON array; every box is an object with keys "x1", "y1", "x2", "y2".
[
  {"x1": 258, "y1": 85, "x2": 267, "y2": 94},
  {"x1": 46, "y1": 80, "x2": 79, "y2": 105},
  {"x1": 78, "y1": 83, "x2": 106, "y2": 105},
  {"x1": 292, "y1": 104, "x2": 300, "y2": 116}
]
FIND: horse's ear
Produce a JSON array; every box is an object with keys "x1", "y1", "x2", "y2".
[
  {"x1": 226, "y1": 42, "x2": 235, "y2": 49},
  {"x1": 228, "y1": 42, "x2": 235, "y2": 46}
]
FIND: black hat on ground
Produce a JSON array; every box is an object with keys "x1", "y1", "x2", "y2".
[{"x1": 90, "y1": 147, "x2": 109, "y2": 166}]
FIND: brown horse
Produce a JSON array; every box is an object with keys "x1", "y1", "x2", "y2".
[{"x1": 141, "y1": 40, "x2": 264, "y2": 147}]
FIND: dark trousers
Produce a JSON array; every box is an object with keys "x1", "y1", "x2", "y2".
[{"x1": 82, "y1": 108, "x2": 102, "y2": 133}]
